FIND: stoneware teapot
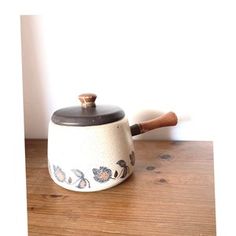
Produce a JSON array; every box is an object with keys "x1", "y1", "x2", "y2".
[{"x1": 48, "y1": 93, "x2": 178, "y2": 192}]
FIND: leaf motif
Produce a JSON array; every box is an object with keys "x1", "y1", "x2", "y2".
[
  {"x1": 114, "y1": 170, "x2": 118, "y2": 178},
  {"x1": 129, "y1": 151, "x2": 135, "y2": 166},
  {"x1": 68, "y1": 177, "x2": 72, "y2": 184},
  {"x1": 92, "y1": 168, "x2": 99, "y2": 175},
  {"x1": 120, "y1": 167, "x2": 128, "y2": 178},
  {"x1": 116, "y1": 160, "x2": 127, "y2": 167},
  {"x1": 72, "y1": 169, "x2": 84, "y2": 178}
]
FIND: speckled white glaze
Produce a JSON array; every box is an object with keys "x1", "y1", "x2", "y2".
[{"x1": 47, "y1": 117, "x2": 135, "y2": 192}]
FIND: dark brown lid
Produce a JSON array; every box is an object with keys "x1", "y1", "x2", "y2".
[{"x1": 51, "y1": 93, "x2": 125, "y2": 126}]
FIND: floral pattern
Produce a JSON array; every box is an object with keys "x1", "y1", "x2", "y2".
[
  {"x1": 53, "y1": 165, "x2": 66, "y2": 182},
  {"x1": 116, "y1": 160, "x2": 129, "y2": 178},
  {"x1": 92, "y1": 151, "x2": 135, "y2": 184},
  {"x1": 53, "y1": 165, "x2": 90, "y2": 189},
  {"x1": 71, "y1": 169, "x2": 90, "y2": 189},
  {"x1": 52, "y1": 150, "x2": 135, "y2": 188},
  {"x1": 92, "y1": 167, "x2": 113, "y2": 183}
]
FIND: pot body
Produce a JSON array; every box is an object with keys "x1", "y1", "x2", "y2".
[{"x1": 48, "y1": 117, "x2": 135, "y2": 192}]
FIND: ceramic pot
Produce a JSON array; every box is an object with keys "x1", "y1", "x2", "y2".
[{"x1": 48, "y1": 93, "x2": 177, "y2": 192}]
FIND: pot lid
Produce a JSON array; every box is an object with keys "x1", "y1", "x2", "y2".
[{"x1": 51, "y1": 93, "x2": 125, "y2": 126}]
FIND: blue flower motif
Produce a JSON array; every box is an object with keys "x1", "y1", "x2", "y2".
[{"x1": 92, "y1": 166, "x2": 112, "y2": 183}]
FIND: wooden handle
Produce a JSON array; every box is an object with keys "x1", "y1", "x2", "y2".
[{"x1": 130, "y1": 112, "x2": 178, "y2": 136}]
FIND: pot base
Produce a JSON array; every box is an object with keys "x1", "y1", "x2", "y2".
[{"x1": 48, "y1": 162, "x2": 134, "y2": 192}]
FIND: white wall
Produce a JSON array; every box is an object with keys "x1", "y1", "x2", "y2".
[
  {"x1": 0, "y1": 14, "x2": 28, "y2": 236},
  {"x1": 21, "y1": 3, "x2": 220, "y2": 140}
]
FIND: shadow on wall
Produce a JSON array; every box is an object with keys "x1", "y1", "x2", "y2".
[{"x1": 21, "y1": 16, "x2": 50, "y2": 139}]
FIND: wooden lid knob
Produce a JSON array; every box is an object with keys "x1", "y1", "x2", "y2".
[{"x1": 78, "y1": 93, "x2": 97, "y2": 108}]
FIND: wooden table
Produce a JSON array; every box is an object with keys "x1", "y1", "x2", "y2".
[{"x1": 25, "y1": 140, "x2": 216, "y2": 236}]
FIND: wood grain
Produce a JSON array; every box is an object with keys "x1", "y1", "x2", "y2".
[{"x1": 25, "y1": 140, "x2": 216, "y2": 236}]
